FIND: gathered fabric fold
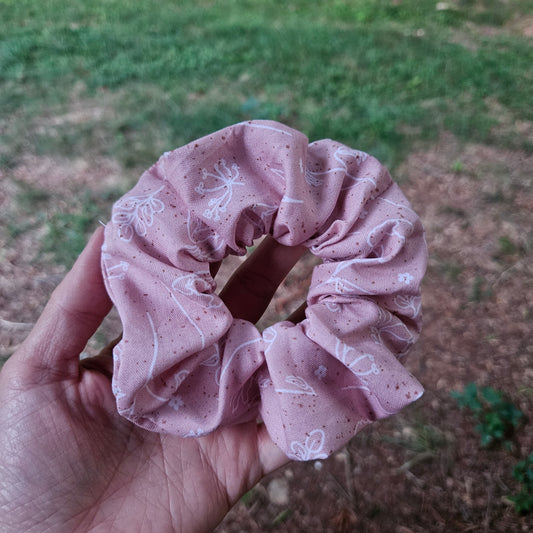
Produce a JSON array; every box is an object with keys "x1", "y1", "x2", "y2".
[{"x1": 101, "y1": 120, "x2": 427, "y2": 459}]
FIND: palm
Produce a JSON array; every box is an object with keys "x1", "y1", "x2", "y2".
[
  {"x1": 0, "y1": 230, "x2": 297, "y2": 532},
  {"x1": 0, "y1": 367, "x2": 269, "y2": 532}
]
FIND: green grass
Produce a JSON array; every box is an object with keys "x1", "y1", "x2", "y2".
[
  {"x1": 1, "y1": 0, "x2": 532, "y2": 265},
  {"x1": 2, "y1": 0, "x2": 532, "y2": 170}
]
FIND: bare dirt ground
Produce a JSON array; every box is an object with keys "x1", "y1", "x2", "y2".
[{"x1": 1, "y1": 132, "x2": 532, "y2": 531}]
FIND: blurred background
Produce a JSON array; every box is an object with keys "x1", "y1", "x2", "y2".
[{"x1": 1, "y1": 1, "x2": 532, "y2": 531}]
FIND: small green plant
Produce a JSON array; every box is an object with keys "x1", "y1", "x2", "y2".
[
  {"x1": 470, "y1": 275, "x2": 492, "y2": 302},
  {"x1": 451, "y1": 159, "x2": 464, "y2": 172},
  {"x1": 509, "y1": 453, "x2": 533, "y2": 514},
  {"x1": 497, "y1": 235, "x2": 518, "y2": 257},
  {"x1": 451, "y1": 382, "x2": 524, "y2": 449}
]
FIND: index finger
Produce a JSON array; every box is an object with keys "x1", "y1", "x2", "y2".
[{"x1": 219, "y1": 236, "x2": 307, "y2": 324}]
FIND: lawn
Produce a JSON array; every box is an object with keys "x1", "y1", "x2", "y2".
[{"x1": 2, "y1": 0, "x2": 532, "y2": 171}]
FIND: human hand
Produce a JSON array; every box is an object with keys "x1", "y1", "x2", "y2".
[{"x1": 0, "y1": 228, "x2": 305, "y2": 532}]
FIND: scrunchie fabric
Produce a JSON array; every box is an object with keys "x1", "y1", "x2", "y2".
[{"x1": 101, "y1": 120, "x2": 427, "y2": 460}]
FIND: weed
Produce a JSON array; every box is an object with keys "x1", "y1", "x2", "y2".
[
  {"x1": 271, "y1": 509, "x2": 291, "y2": 527},
  {"x1": 497, "y1": 235, "x2": 518, "y2": 257},
  {"x1": 509, "y1": 453, "x2": 533, "y2": 514},
  {"x1": 470, "y1": 275, "x2": 492, "y2": 302},
  {"x1": 451, "y1": 382, "x2": 525, "y2": 450},
  {"x1": 385, "y1": 421, "x2": 448, "y2": 455},
  {"x1": 451, "y1": 160, "x2": 464, "y2": 172},
  {"x1": 240, "y1": 488, "x2": 256, "y2": 508}
]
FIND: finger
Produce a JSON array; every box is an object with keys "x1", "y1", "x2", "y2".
[
  {"x1": 219, "y1": 236, "x2": 307, "y2": 323},
  {"x1": 257, "y1": 423, "x2": 290, "y2": 476},
  {"x1": 209, "y1": 260, "x2": 222, "y2": 279},
  {"x1": 286, "y1": 301, "x2": 307, "y2": 324},
  {"x1": 18, "y1": 227, "x2": 112, "y2": 378},
  {"x1": 79, "y1": 356, "x2": 114, "y2": 380},
  {"x1": 79, "y1": 332, "x2": 122, "y2": 380}
]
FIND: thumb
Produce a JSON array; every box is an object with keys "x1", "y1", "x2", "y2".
[{"x1": 17, "y1": 227, "x2": 113, "y2": 380}]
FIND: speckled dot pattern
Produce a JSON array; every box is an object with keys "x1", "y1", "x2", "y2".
[{"x1": 101, "y1": 120, "x2": 427, "y2": 460}]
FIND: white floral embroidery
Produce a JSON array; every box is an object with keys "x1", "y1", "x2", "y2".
[
  {"x1": 335, "y1": 339, "x2": 379, "y2": 391},
  {"x1": 316, "y1": 260, "x2": 375, "y2": 296},
  {"x1": 288, "y1": 429, "x2": 328, "y2": 461},
  {"x1": 398, "y1": 272, "x2": 414, "y2": 285},
  {"x1": 184, "y1": 428, "x2": 207, "y2": 438},
  {"x1": 230, "y1": 380, "x2": 259, "y2": 414},
  {"x1": 305, "y1": 146, "x2": 372, "y2": 189},
  {"x1": 112, "y1": 186, "x2": 165, "y2": 242},
  {"x1": 305, "y1": 168, "x2": 323, "y2": 187},
  {"x1": 262, "y1": 326, "x2": 277, "y2": 354},
  {"x1": 281, "y1": 195, "x2": 304, "y2": 204},
  {"x1": 245, "y1": 203, "x2": 278, "y2": 235},
  {"x1": 393, "y1": 294, "x2": 422, "y2": 318},
  {"x1": 112, "y1": 380, "x2": 125, "y2": 401},
  {"x1": 325, "y1": 301, "x2": 341, "y2": 312},
  {"x1": 112, "y1": 341, "x2": 123, "y2": 363},
  {"x1": 169, "y1": 396, "x2": 184, "y2": 412},
  {"x1": 366, "y1": 218, "x2": 414, "y2": 262},
  {"x1": 201, "y1": 345, "x2": 222, "y2": 385},
  {"x1": 258, "y1": 377, "x2": 273, "y2": 389},
  {"x1": 144, "y1": 311, "x2": 168, "y2": 403},
  {"x1": 174, "y1": 370, "x2": 190, "y2": 388},
  {"x1": 219, "y1": 337, "x2": 262, "y2": 383},
  {"x1": 195, "y1": 160, "x2": 244, "y2": 221},
  {"x1": 106, "y1": 260, "x2": 130, "y2": 280},
  {"x1": 164, "y1": 280, "x2": 206, "y2": 350},
  {"x1": 241, "y1": 121, "x2": 293, "y2": 136},
  {"x1": 314, "y1": 365, "x2": 328, "y2": 380},
  {"x1": 275, "y1": 375, "x2": 317, "y2": 396},
  {"x1": 201, "y1": 345, "x2": 221, "y2": 367},
  {"x1": 172, "y1": 272, "x2": 221, "y2": 309},
  {"x1": 371, "y1": 308, "x2": 416, "y2": 356},
  {"x1": 184, "y1": 210, "x2": 226, "y2": 261}
]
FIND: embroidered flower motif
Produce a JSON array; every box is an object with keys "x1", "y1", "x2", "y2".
[
  {"x1": 289, "y1": 429, "x2": 328, "y2": 461},
  {"x1": 172, "y1": 272, "x2": 221, "y2": 309},
  {"x1": 174, "y1": 370, "x2": 190, "y2": 388},
  {"x1": 258, "y1": 377, "x2": 273, "y2": 389},
  {"x1": 112, "y1": 186, "x2": 165, "y2": 242},
  {"x1": 304, "y1": 146, "x2": 372, "y2": 190},
  {"x1": 394, "y1": 294, "x2": 422, "y2": 318},
  {"x1": 398, "y1": 272, "x2": 414, "y2": 285},
  {"x1": 201, "y1": 345, "x2": 221, "y2": 367},
  {"x1": 325, "y1": 301, "x2": 341, "y2": 312},
  {"x1": 106, "y1": 260, "x2": 130, "y2": 280},
  {"x1": 262, "y1": 326, "x2": 278, "y2": 354},
  {"x1": 275, "y1": 375, "x2": 317, "y2": 396},
  {"x1": 195, "y1": 160, "x2": 244, "y2": 221},
  {"x1": 184, "y1": 210, "x2": 226, "y2": 261},
  {"x1": 169, "y1": 396, "x2": 184, "y2": 412},
  {"x1": 335, "y1": 339, "x2": 380, "y2": 391},
  {"x1": 185, "y1": 428, "x2": 207, "y2": 437},
  {"x1": 314, "y1": 365, "x2": 328, "y2": 380}
]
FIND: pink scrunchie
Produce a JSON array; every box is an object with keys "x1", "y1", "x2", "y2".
[{"x1": 101, "y1": 120, "x2": 427, "y2": 460}]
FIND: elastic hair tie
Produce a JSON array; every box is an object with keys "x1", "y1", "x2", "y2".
[{"x1": 101, "y1": 120, "x2": 427, "y2": 460}]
